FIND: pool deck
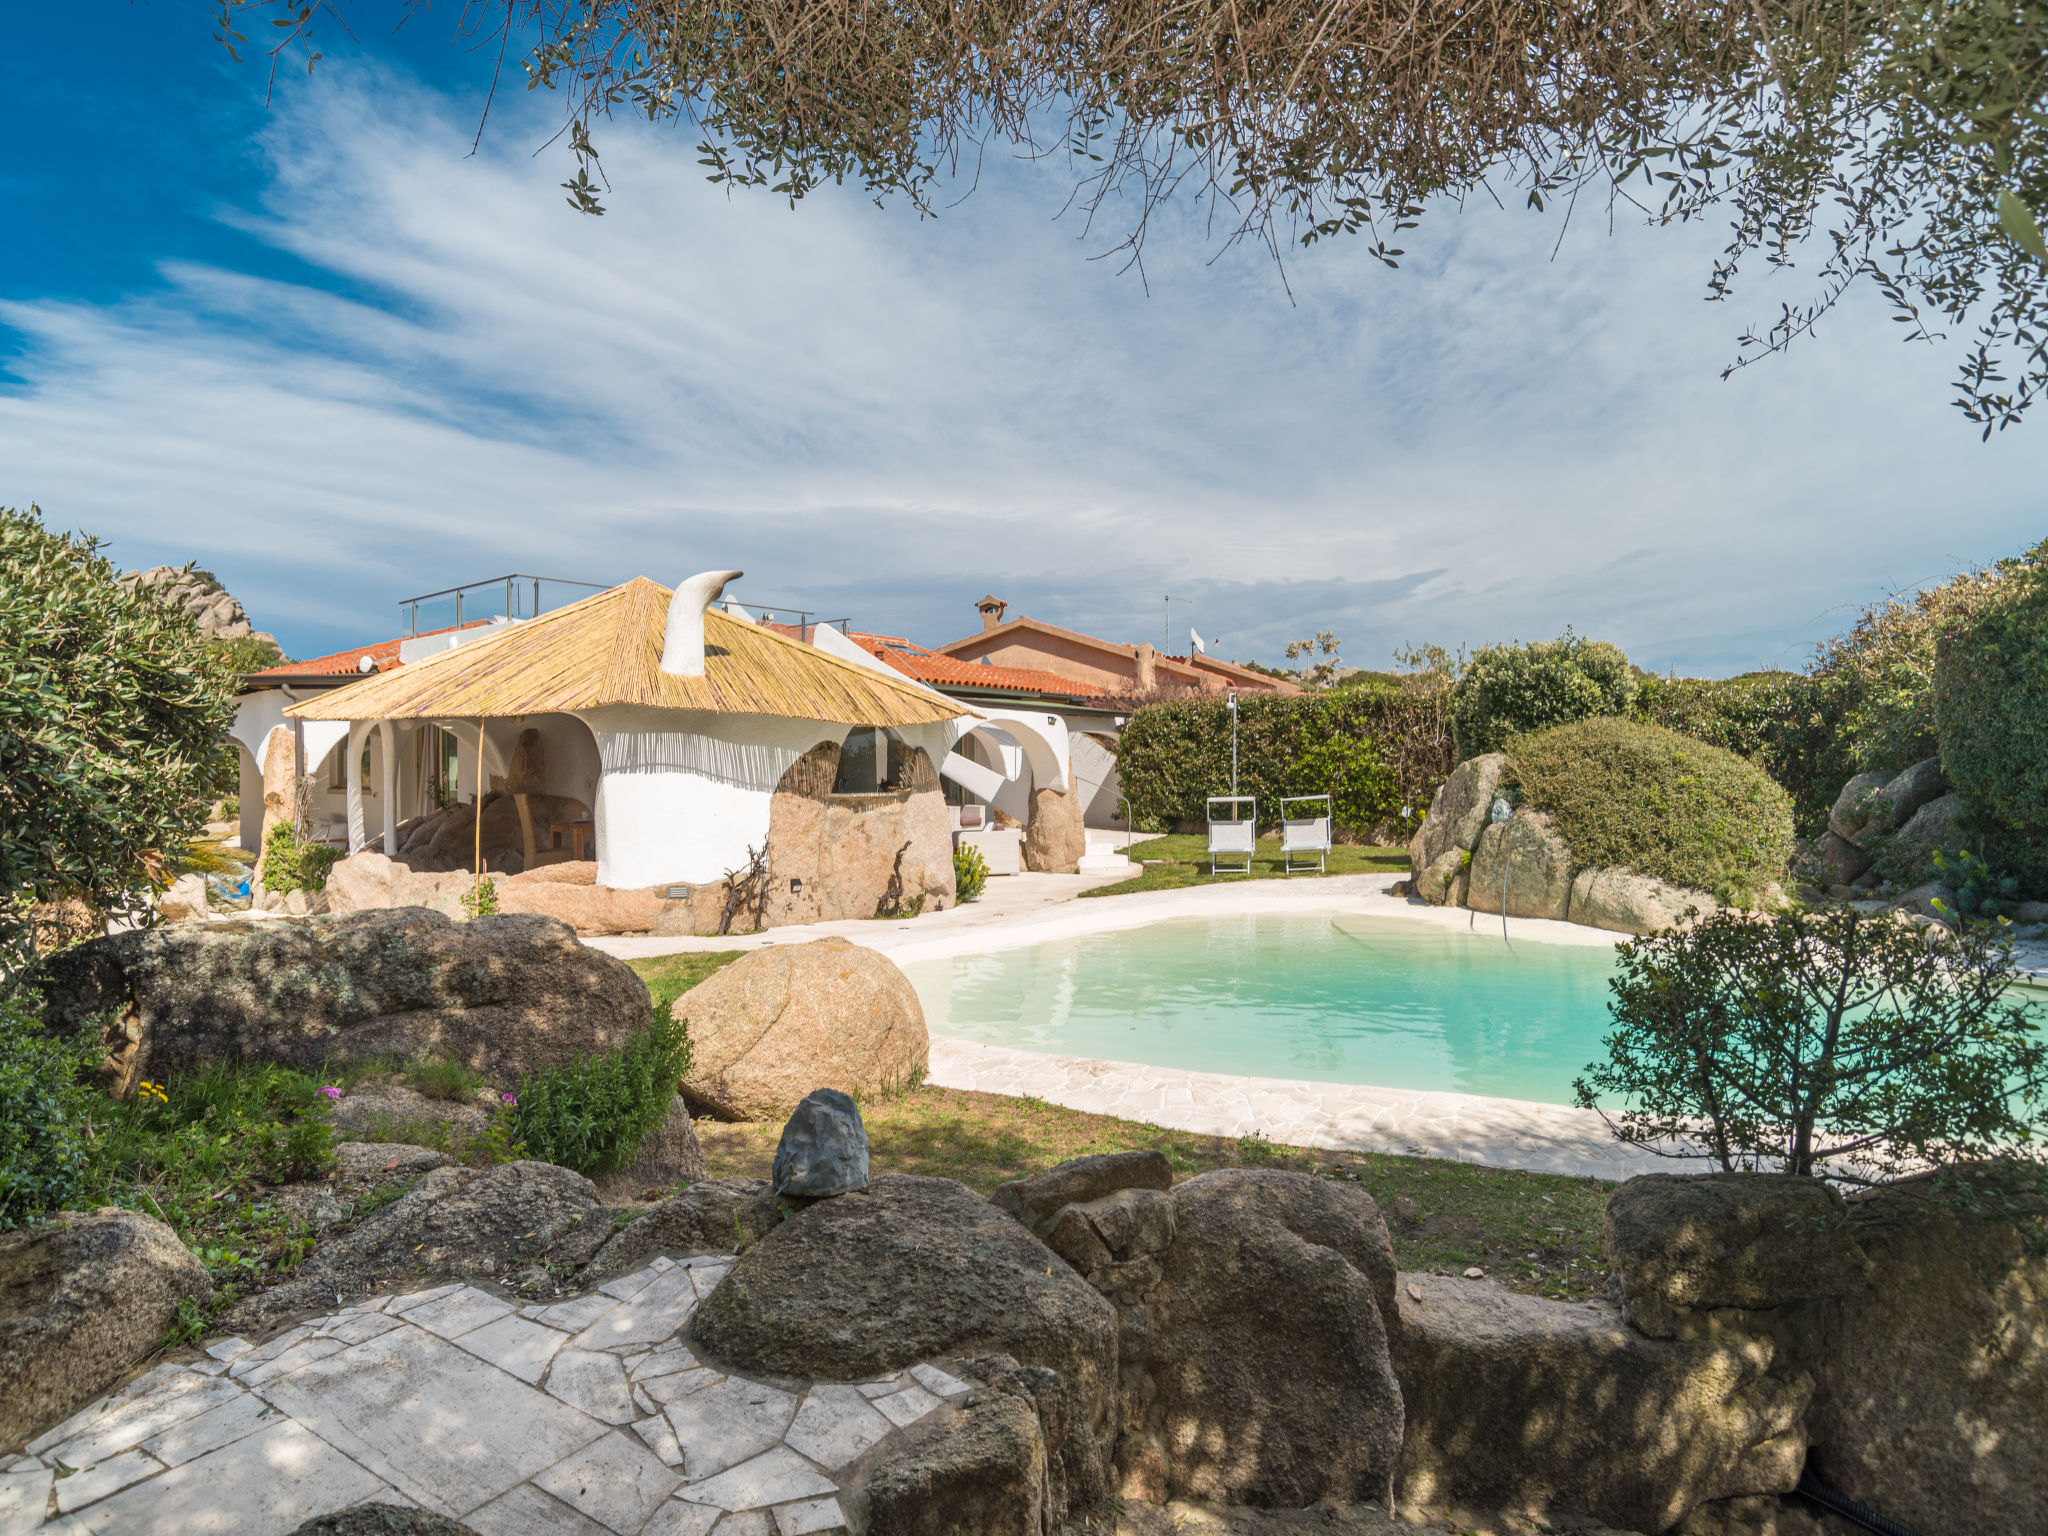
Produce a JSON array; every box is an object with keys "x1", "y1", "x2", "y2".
[{"x1": 589, "y1": 870, "x2": 2046, "y2": 1184}]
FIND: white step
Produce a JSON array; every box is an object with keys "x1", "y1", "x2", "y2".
[{"x1": 1077, "y1": 853, "x2": 1135, "y2": 874}]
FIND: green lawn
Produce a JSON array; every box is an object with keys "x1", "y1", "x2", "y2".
[{"x1": 1081, "y1": 833, "x2": 1410, "y2": 897}]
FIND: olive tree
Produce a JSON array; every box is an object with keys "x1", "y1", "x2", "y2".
[
  {"x1": 1575, "y1": 905, "x2": 2046, "y2": 1182},
  {"x1": 0, "y1": 507, "x2": 239, "y2": 979}
]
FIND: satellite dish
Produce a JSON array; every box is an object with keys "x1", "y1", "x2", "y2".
[{"x1": 358, "y1": 655, "x2": 377, "y2": 674}]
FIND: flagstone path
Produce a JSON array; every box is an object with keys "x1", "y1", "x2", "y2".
[{"x1": 0, "y1": 1257, "x2": 971, "y2": 1536}]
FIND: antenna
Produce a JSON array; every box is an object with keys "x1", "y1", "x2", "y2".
[{"x1": 1163, "y1": 595, "x2": 1188, "y2": 654}]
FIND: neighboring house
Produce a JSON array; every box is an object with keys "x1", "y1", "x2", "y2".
[{"x1": 932, "y1": 595, "x2": 1302, "y2": 699}]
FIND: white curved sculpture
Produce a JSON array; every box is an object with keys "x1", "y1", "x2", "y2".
[{"x1": 660, "y1": 569, "x2": 744, "y2": 677}]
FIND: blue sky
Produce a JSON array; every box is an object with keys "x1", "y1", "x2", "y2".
[{"x1": 4, "y1": 6, "x2": 2043, "y2": 673}]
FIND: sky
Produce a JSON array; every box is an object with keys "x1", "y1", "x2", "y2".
[{"x1": 3, "y1": 7, "x2": 2042, "y2": 674}]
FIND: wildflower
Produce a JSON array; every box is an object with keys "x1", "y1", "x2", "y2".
[
  {"x1": 318, "y1": 1086, "x2": 342, "y2": 1101},
  {"x1": 500, "y1": 1093, "x2": 518, "y2": 1107}
]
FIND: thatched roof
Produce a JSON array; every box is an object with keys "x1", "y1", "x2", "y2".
[{"x1": 284, "y1": 578, "x2": 966, "y2": 728}]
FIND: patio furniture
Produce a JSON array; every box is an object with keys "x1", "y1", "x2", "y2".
[
  {"x1": 1280, "y1": 794, "x2": 1334, "y2": 873},
  {"x1": 1207, "y1": 795, "x2": 1256, "y2": 874},
  {"x1": 551, "y1": 818, "x2": 596, "y2": 861}
]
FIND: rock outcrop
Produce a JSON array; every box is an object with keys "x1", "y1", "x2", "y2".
[
  {"x1": 1803, "y1": 1170, "x2": 2048, "y2": 1536},
  {"x1": 224, "y1": 1161, "x2": 615, "y2": 1332},
  {"x1": 1393, "y1": 1272, "x2": 1810, "y2": 1533},
  {"x1": 1025, "y1": 786, "x2": 1087, "y2": 874},
  {"x1": 1602, "y1": 1174, "x2": 1866, "y2": 1338},
  {"x1": 762, "y1": 742, "x2": 958, "y2": 924},
  {"x1": 1122, "y1": 1170, "x2": 1405, "y2": 1509},
  {"x1": 1567, "y1": 868, "x2": 1720, "y2": 936},
  {"x1": 673, "y1": 938, "x2": 929, "y2": 1120},
  {"x1": 1408, "y1": 754, "x2": 1504, "y2": 904},
  {"x1": 690, "y1": 1174, "x2": 1120, "y2": 1509},
  {"x1": 1816, "y1": 757, "x2": 1959, "y2": 892},
  {"x1": 117, "y1": 564, "x2": 277, "y2": 647},
  {"x1": 1465, "y1": 809, "x2": 1575, "y2": 921},
  {"x1": 0, "y1": 1209, "x2": 213, "y2": 1450},
  {"x1": 36, "y1": 908, "x2": 653, "y2": 1095},
  {"x1": 992, "y1": 1150, "x2": 1175, "y2": 1237},
  {"x1": 587, "y1": 1176, "x2": 780, "y2": 1276}
]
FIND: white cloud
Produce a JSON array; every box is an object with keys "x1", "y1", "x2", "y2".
[{"x1": 1, "y1": 70, "x2": 2040, "y2": 670}]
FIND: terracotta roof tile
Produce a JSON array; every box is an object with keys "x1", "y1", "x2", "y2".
[{"x1": 244, "y1": 620, "x2": 497, "y2": 680}]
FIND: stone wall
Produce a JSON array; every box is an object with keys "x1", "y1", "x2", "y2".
[{"x1": 757, "y1": 740, "x2": 957, "y2": 926}]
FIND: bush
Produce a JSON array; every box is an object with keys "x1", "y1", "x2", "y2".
[
  {"x1": 953, "y1": 845, "x2": 989, "y2": 903},
  {"x1": 1935, "y1": 539, "x2": 2048, "y2": 885},
  {"x1": 1449, "y1": 629, "x2": 1638, "y2": 758},
  {"x1": 1116, "y1": 692, "x2": 1452, "y2": 838},
  {"x1": 1290, "y1": 726, "x2": 1400, "y2": 835},
  {"x1": 1576, "y1": 906, "x2": 2046, "y2": 1181},
  {"x1": 0, "y1": 992, "x2": 102, "y2": 1228},
  {"x1": 0, "y1": 507, "x2": 239, "y2": 975},
  {"x1": 460, "y1": 874, "x2": 500, "y2": 919},
  {"x1": 1507, "y1": 717, "x2": 1794, "y2": 901},
  {"x1": 262, "y1": 823, "x2": 340, "y2": 893},
  {"x1": 1632, "y1": 670, "x2": 1856, "y2": 839},
  {"x1": 513, "y1": 1005, "x2": 693, "y2": 1174}
]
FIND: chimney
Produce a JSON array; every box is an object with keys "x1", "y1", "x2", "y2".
[
  {"x1": 660, "y1": 569, "x2": 744, "y2": 677},
  {"x1": 1135, "y1": 641, "x2": 1157, "y2": 691},
  {"x1": 975, "y1": 594, "x2": 1008, "y2": 631}
]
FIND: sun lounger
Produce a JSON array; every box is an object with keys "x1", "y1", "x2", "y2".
[
  {"x1": 1207, "y1": 796, "x2": 1256, "y2": 874},
  {"x1": 1280, "y1": 794, "x2": 1333, "y2": 873}
]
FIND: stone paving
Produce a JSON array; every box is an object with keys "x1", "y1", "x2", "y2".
[{"x1": 0, "y1": 1258, "x2": 973, "y2": 1536}]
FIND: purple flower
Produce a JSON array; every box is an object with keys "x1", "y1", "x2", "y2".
[
  {"x1": 500, "y1": 1093, "x2": 518, "y2": 1107},
  {"x1": 318, "y1": 1086, "x2": 342, "y2": 1100}
]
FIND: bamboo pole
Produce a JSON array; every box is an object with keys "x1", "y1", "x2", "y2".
[{"x1": 473, "y1": 718, "x2": 485, "y2": 904}]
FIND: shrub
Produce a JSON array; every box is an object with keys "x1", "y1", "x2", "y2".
[
  {"x1": 1449, "y1": 629, "x2": 1638, "y2": 758},
  {"x1": 0, "y1": 507, "x2": 239, "y2": 976},
  {"x1": 1935, "y1": 539, "x2": 2048, "y2": 885},
  {"x1": 460, "y1": 874, "x2": 500, "y2": 919},
  {"x1": 953, "y1": 845, "x2": 989, "y2": 903},
  {"x1": 1116, "y1": 692, "x2": 1452, "y2": 838},
  {"x1": 262, "y1": 823, "x2": 340, "y2": 893},
  {"x1": 0, "y1": 992, "x2": 102, "y2": 1228},
  {"x1": 1506, "y1": 717, "x2": 1794, "y2": 901},
  {"x1": 1632, "y1": 670, "x2": 1856, "y2": 839},
  {"x1": 1576, "y1": 906, "x2": 2046, "y2": 1181},
  {"x1": 1290, "y1": 727, "x2": 1400, "y2": 835},
  {"x1": 207, "y1": 635, "x2": 285, "y2": 674},
  {"x1": 514, "y1": 1005, "x2": 692, "y2": 1174}
]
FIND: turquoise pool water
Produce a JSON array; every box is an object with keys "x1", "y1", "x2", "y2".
[{"x1": 901, "y1": 913, "x2": 1623, "y2": 1106}]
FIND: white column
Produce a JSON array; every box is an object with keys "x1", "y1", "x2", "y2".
[
  {"x1": 379, "y1": 723, "x2": 398, "y2": 853},
  {"x1": 346, "y1": 721, "x2": 368, "y2": 852}
]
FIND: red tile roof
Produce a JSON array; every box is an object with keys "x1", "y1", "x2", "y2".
[
  {"x1": 243, "y1": 620, "x2": 495, "y2": 680},
  {"x1": 761, "y1": 623, "x2": 1108, "y2": 699}
]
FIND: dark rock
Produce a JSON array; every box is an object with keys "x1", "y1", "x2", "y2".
[
  {"x1": 690, "y1": 1174, "x2": 1119, "y2": 1504},
  {"x1": 991, "y1": 1150, "x2": 1174, "y2": 1237},
  {"x1": 587, "y1": 1177, "x2": 778, "y2": 1276},
  {"x1": 326, "y1": 1084, "x2": 490, "y2": 1147},
  {"x1": 35, "y1": 908, "x2": 653, "y2": 1097},
  {"x1": 846, "y1": 1355, "x2": 1063, "y2": 1535},
  {"x1": 587, "y1": 1096, "x2": 709, "y2": 1204},
  {"x1": 1862, "y1": 757, "x2": 1945, "y2": 837},
  {"x1": 223, "y1": 1161, "x2": 613, "y2": 1333},
  {"x1": 1603, "y1": 1174, "x2": 1867, "y2": 1338},
  {"x1": 289, "y1": 1506, "x2": 477, "y2": 1535},
  {"x1": 771, "y1": 1086, "x2": 871, "y2": 1198},
  {"x1": 1827, "y1": 772, "x2": 1895, "y2": 847},
  {"x1": 1, "y1": 1208, "x2": 213, "y2": 1451},
  {"x1": 1803, "y1": 1168, "x2": 2048, "y2": 1536},
  {"x1": 1811, "y1": 832, "x2": 1874, "y2": 886},
  {"x1": 1393, "y1": 1272, "x2": 1810, "y2": 1533},
  {"x1": 1121, "y1": 1169, "x2": 1404, "y2": 1508}
]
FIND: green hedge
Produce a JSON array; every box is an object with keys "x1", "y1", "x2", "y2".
[
  {"x1": 1507, "y1": 717, "x2": 1795, "y2": 901},
  {"x1": 1632, "y1": 671, "x2": 1856, "y2": 839},
  {"x1": 1936, "y1": 540, "x2": 2048, "y2": 885},
  {"x1": 1449, "y1": 631, "x2": 1638, "y2": 758},
  {"x1": 1116, "y1": 692, "x2": 1453, "y2": 838}
]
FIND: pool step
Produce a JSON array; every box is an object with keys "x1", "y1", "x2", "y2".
[{"x1": 1077, "y1": 852, "x2": 1135, "y2": 874}]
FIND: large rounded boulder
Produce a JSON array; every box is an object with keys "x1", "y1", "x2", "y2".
[
  {"x1": 34, "y1": 908, "x2": 652, "y2": 1095},
  {"x1": 689, "y1": 1174, "x2": 1119, "y2": 1505},
  {"x1": 672, "y1": 938, "x2": 928, "y2": 1120},
  {"x1": 2, "y1": 1208, "x2": 212, "y2": 1450}
]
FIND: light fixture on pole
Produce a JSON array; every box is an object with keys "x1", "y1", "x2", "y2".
[{"x1": 1228, "y1": 689, "x2": 1240, "y2": 797}]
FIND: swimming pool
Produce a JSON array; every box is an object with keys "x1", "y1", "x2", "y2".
[{"x1": 899, "y1": 912, "x2": 1623, "y2": 1107}]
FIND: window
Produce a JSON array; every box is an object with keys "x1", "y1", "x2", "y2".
[{"x1": 832, "y1": 726, "x2": 911, "y2": 794}]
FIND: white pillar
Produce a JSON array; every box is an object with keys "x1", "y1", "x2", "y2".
[
  {"x1": 346, "y1": 721, "x2": 368, "y2": 852},
  {"x1": 379, "y1": 723, "x2": 399, "y2": 853}
]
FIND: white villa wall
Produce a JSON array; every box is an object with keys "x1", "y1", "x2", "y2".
[{"x1": 581, "y1": 707, "x2": 846, "y2": 888}]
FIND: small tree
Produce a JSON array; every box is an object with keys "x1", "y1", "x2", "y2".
[
  {"x1": 1576, "y1": 906, "x2": 2047, "y2": 1182},
  {"x1": 0, "y1": 507, "x2": 238, "y2": 979},
  {"x1": 1285, "y1": 631, "x2": 1343, "y2": 689},
  {"x1": 1450, "y1": 629, "x2": 1638, "y2": 758}
]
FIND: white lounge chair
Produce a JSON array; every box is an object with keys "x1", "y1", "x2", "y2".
[
  {"x1": 1207, "y1": 796, "x2": 1256, "y2": 874},
  {"x1": 1280, "y1": 794, "x2": 1334, "y2": 873}
]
